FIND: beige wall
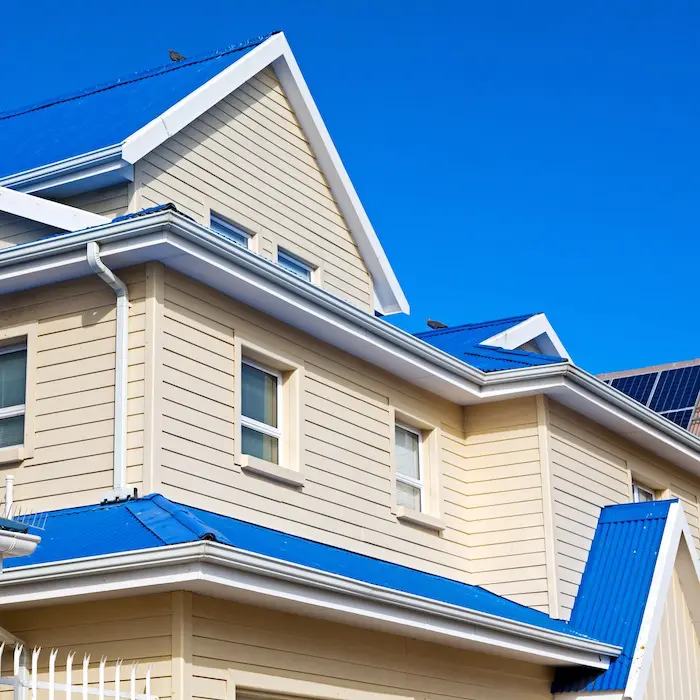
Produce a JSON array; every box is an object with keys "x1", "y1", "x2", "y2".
[
  {"x1": 133, "y1": 67, "x2": 374, "y2": 312},
  {"x1": 646, "y1": 569, "x2": 700, "y2": 700},
  {"x1": 190, "y1": 594, "x2": 552, "y2": 700},
  {"x1": 548, "y1": 399, "x2": 700, "y2": 619},
  {"x1": 0, "y1": 267, "x2": 146, "y2": 511}
]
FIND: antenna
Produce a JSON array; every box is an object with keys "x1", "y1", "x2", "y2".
[{"x1": 1, "y1": 476, "x2": 48, "y2": 531}]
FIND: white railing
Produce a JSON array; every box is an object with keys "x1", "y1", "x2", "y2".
[{"x1": 0, "y1": 644, "x2": 157, "y2": 700}]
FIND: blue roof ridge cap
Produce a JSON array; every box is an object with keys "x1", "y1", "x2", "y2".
[
  {"x1": 598, "y1": 498, "x2": 676, "y2": 524},
  {"x1": 0, "y1": 33, "x2": 277, "y2": 122},
  {"x1": 415, "y1": 313, "x2": 539, "y2": 339},
  {"x1": 148, "y1": 494, "x2": 231, "y2": 544}
]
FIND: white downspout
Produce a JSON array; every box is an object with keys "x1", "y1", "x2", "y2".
[{"x1": 86, "y1": 242, "x2": 133, "y2": 502}]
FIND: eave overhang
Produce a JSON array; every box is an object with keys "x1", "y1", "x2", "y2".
[
  {"x1": 0, "y1": 540, "x2": 619, "y2": 669},
  {"x1": 0, "y1": 210, "x2": 699, "y2": 477}
]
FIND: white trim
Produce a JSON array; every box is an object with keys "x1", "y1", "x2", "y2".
[
  {"x1": 0, "y1": 540, "x2": 619, "y2": 668},
  {"x1": 0, "y1": 186, "x2": 109, "y2": 232},
  {"x1": 483, "y1": 313, "x2": 570, "y2": 359},
  {"x1": 2, "y1": 212, "x2": 700, "y2": 480},
  {"x1": 631, "y1": 482, "x2": 655, "y2": 503},
  {"x1": 241, "y1": 359, "x2": 282, "y2": 463},
  {"x1": 119, "y1": 33, "x2": 407, "y2": 315},
  {"x1": 0, "y1": 405, "x2": 24, "y2": 421},
  {"x1": 623, "y1": 501, "x2": 700, "y2": 700},
  {"x1": 394, "y1": 422, "x2": 424, "y2": 511}
]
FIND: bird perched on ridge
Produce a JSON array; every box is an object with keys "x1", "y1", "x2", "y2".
[
  {"x1": 426, "y1": 319, "x2": 448, "y2": 330},
  {"x1": 169, "y1": 49, "x2": 186, "y2": 62}
]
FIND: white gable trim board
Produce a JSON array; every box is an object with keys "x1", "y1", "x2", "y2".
[
  {"x1": 0, "y1": 33, "x2": 408, "y2": 315},
  {"x1": 483, "y1": 312, "x2": 570, "y2": 360}
]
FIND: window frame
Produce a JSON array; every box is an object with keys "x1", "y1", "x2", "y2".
[
  {"x1": 632, "y1": 481, "x2": 656, "y2": 503},
  {"x1": 210, "y1": 213, "x2": 252, "y2": 249},
  {"x1": 394, "y1": 422, "x2": 424, "y2": 512},
  {"x1": 0, "y1": 342, "x2": 27, "y2": 431},
  {"x1": 240, "y1": 358, "x2": 283, "y2": 462},
  {"x1": 277, "y1": 248, "x2": 314, "y2": 281}
]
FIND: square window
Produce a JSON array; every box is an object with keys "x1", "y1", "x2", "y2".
[
  {"x1": 241, "y1": 360, "x2": 281, "y2": 464},
  {"x1": 210, "y1": 214, "x2": 250, "y2": 248},
  {"x1": 632, "y1": 481, "x2": 656, "y2": 503},
  {"x1": 278, "y1": 248, "x2": 313, "y2": 281},
  {"x1": 0, "y1": 344, "x2": 27, "y2": 449},
  {"x1": 395, "y1": 424, "x2": 423, "y2": 512}
]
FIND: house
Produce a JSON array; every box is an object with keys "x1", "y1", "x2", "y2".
[
  {"x1": 599, "y1": 358, "x2": 700, "y2": 437},
  {"x1": 0, "y1": 30, "x2": 698, "y2": 700}
]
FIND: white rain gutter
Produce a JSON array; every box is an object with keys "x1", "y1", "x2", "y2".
[
  {"x1": 0, "y1": 540, "x2": 621, "y2": 668},
  {"x1": 86, "y1": 241, "x2": 131, "y2": 501}
]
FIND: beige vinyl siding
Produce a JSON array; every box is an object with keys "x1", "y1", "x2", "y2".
[
  {"x1": 0, "y1": 267, "x2": 147, "y2": 511},
  {"x1": 158, "y1": 268, "x2": 479, "y2": 584},
  {"x1": 645, "y1": 569, "x2": 700, "y2": 700},
  {"x1": 0, "y1": 212, "x2": 60, "y2": 248},
  {"x1": 135, "y1": 67, "x2": 374, "y2": 311},
  {"x1": 548, "y1": 400, "x2": 700, "y2": 619},
  {"x1": 461, "y1": 398, "x2": 549, "y2": 611},
  {"x1": 191, "y1": 595, "x2": 552, "y2": 700},
  {"x1": 0, "y1": 594, "x2": 173, "y2": 700},
  {"x1": 58, "y1": 184, "x2": 130, "y2": 218}
]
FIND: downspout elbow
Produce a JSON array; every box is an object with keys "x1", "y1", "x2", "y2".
[{"x1": 86, "y1": 242, "x2": 133, "y2": 502}]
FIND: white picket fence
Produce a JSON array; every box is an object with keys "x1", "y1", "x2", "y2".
[{"x1": 0, "y1": 645, "x2": 158, "y2": 700}]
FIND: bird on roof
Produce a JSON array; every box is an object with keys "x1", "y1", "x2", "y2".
[
  {"x1": 169, "y1": 49, "x2": 186, "y2": 62},
  {"x1": 426, "y1": 319, "x2": 448, "y2": 330}
]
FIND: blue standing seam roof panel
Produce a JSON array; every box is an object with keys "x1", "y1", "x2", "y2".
[
  {"x1": 0, "y1": 35, "x2": 274, "y2": 180},
  {"x1": 552, "y1": 499, "x2": 674, "y2": 693},
  {"x1": 5, "y1": 494, "x2": 594, "y2": 642}
]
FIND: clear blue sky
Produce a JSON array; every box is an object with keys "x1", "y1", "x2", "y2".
[{"x1": 2, "y1": 1, "x2": 698, "y2": 374}]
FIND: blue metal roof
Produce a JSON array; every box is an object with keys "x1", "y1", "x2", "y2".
[
  {"x1": 0, "y1": 35, "x2": 273, "y2": 180},
  {"x1": 414, "y1": 314, "x2": 566, "y2": 372},
  {"x1": 6, "y1": 494, "x2": 595, "y2": 641},
  {"x1": 552, "y1": 499, "x2": 674, "y2": 693}
]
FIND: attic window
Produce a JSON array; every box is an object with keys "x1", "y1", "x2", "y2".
[
  {"x1": 278, "y1": 248, "x2": 313, "y2": 282},
  {"x1": 210, "y1": 214, "x2": 250, "y2": 248},
  {"x1": 632, "y1": 481, "x2": 656, "y2": 503}
]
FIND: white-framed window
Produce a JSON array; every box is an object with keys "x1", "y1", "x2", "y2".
[
  {"x1": 278, "y1": 248, "x2": 313, "y2": 281},
  {"x1": 241, "y1": 359, "x2": 282, "y2": 465},
  {"x1": 632, "y1": 481, "x2": 656, "y2": 503},
  {"x1": 0, "y1": 343, "x2": 27, "y2": 450},
  {"x1": 210, "y1": 214, "x2": 251, "y2": 248},
  {"x1": 394, "y1": 423, "x2": 423, "y2": 512}
]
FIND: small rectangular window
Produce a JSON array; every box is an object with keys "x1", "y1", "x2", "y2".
[
  {"x1": 241, "y1": 360, "x2": 281, "y2": 464},
  {"x1": 395, "y1": 424, "x2": 423, "y2": 511},
  {"x1": 278, "y1": 248, "x2": 313, "y2": 281},
  {"x1": 210, "y1": 214, "x2": 250, "y2": 248},
  {"x1": 632, "y1": 482, "x2": 656, "y2": 503},
  {"x1": 0, "y1": 343, "x2": 27, "y2": 449}
]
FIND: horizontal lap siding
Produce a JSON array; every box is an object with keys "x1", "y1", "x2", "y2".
[
  {"x1": 0, "y1": 212, "x2": 61, "y2": 248},
  {"x1": 646, "y1": 570, "x2": 700, "y2": 700},
  {"x1": 58, "y1": 184, "x2": 130, "y2": 218},
  {"x1": 136, "y1": 67, "x2": 373, "y2": 311},
  {"x1": 460, "y1": 398, "x2": 548, "y2": 611},
  {"x1": 0, "y1": 267, "x2": 146, "y2": 510},
  {"x1": 548, "y1": 400, "x2": 700, "y2": 619},
  {"x1": 160, "y1": 269, "x2": 474, "y2": 583},
  {"x1": 191, "y1": 595, "x2": 552, "y2": 700},
  {"x1": 0, "y1": 594, "x2": 172, "y2": 700}
]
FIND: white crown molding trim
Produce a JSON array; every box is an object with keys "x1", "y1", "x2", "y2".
[
  {"x1": 483, "y1": 313, "x2": 570, "y2": 360},
  {"x1": 0, "y1": 186, "x2": 109, "y2": 231}
]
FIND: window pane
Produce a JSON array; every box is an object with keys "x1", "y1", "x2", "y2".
[
  {"x1": 242, "y1": 426, "x2": 279, "y2": 464},
  {"x1": 634, "y1": 485, "x2": 655, "y2": 502},
  {"x1": 242, "y1": 363, "x2": 278, "y2": 427},
  {"x1": 395, "y1": 426, "x2": 420, "y2": 480},
  {"x1": 396, "y1": 480, "x2": 421, "y2": 511},
  {"x1": 0, "y1": 415, "x2": 23, "y2": 448},
  {"x1": 210, "y1": 216, "x2": 249, "y2": 247},
  {"x1": 0, "y1": 349, "x2": 26, "y2": 409},
  {"x1": 278, "y1": 250, "x2": 312, "y2": 281}
]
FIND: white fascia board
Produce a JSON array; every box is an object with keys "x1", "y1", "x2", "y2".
[
  {"x1": 623, "y1": 503, "x2": 700, "y2": 700},
  {"x1": 1, "y1": 212, "x2": 700, "y2": 477},
  {"x1": 0, "y1": 541, "x2": 619, "y2": 668},
  {"x1": 483, "y1": 313, "x2": 570, "y2": 360},
  {"x1": 120, "y1": 32, "x2": 409, "y2": 316},
  {"x1": 0, "y1": 186, "x2": 109, "y2": 231}
]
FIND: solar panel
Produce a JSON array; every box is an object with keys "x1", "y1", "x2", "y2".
[
  {"x1": 609, "y1": 372, "x2": 658, "y2": 406},
  {"x1": 659, "y1": 409, "x2": 693, "y2": 429},
  {"x1": 649, "y1": 365, "x2": 700, "y2": 413}
]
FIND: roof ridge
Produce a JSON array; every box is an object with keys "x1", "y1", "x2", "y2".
[
  {"x1": 0, "y1": 33, "x2": 276, "y2": 122},
  {"x1": 415, "y1": 313, "x2": 538, "y2": 338},
  {"x1": 148, "y1": 494, "x2": 229, "y2": 543},
  {"x1": 598, "y1": 498, "x2": 676, "y2": 524}
]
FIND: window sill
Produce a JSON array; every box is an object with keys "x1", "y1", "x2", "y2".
[
  {"x1": 395, "y1": 507, "x2": 446, "y2": 533},
  {"x1": 240, "y1": 454, "x2": 305, "y2": 488},
  {"x1": 0, "y1": 446, "x2": 25, "y2": 466}
]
